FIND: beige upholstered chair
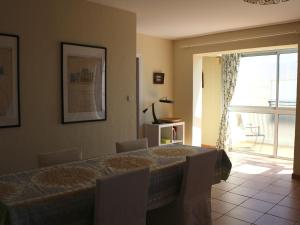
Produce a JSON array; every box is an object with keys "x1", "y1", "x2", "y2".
[
  {"x1": 149, "y1": 150, "x2": 218, "y2": 225},
  {"x1": 37, "y1": 148, "x2": 83, "y2": 167},
  {"x1": 116, "y1": 138, "x2": 148, "y2": 153},
  {"x1": 94, "y1": 168, "x2": 150, "y2": 225}
]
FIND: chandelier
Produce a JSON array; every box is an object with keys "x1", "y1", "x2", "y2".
[{"x1": 244, "y1": 0, "x2": 290, "y2": 5}]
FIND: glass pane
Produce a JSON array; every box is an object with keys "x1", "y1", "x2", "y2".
[
  {"x1": 229, "y1": 112, "x2": 274, "y2": 156},
  {"x1": 279, "y1": 53, "x2": 298, "y2": 108},
  {"x1": 231, "y1": 55, "x2": 277, "y2": 107},
  {"x1": 277, "y1": 115, "x2": 295, "y2": 158}
]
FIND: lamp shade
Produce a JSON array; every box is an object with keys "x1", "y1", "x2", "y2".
[{"x1": 159, "y1": 97, "x2": 174, "y2": 104}]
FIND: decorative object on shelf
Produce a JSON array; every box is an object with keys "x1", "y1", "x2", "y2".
[
  {"x1": 142, "y1": 97, "x2": 174, "y2": 124},
  {"x1": 243, "y1": 0, "x2": 290, "y2": 5},
  {"x1": 172, "y1": 126, "x2": 177, "y2": 140},
  {"x1": 153, "y1": 72, "x2": 164, "y2": 84},
  {"x1": 161, "y1": 138, "x2": 171, "y2": 144},
  {"x1": 61, "y1": 42, "x2": 106, "y2": 124},
  {"x1": 0, "y1": 33, "x2": 20, "y2": 128}
]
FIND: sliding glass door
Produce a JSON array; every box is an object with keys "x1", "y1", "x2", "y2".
[{"x1": 228, "y1": 50, "x2": 298, "y2": 159}]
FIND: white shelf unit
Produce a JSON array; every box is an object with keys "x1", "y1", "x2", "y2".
[{"x1": 144, "y1": 122, "x2": 185, "y2": 147}]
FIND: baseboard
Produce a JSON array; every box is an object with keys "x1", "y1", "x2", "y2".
[{"x1": 292, "y1": 173, "x2": 300, "y2": 180}]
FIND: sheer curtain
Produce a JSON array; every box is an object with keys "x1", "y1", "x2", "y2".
[{"x1": 216, "y1": 53, "x2": 241, "y2": 150}]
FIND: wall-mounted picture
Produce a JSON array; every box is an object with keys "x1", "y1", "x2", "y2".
[
  {"x1": 61, "y1": 42, "x2": 106, "y2": 124},
  {"x1": 153, "y1": 72, "x2": 164, "y2": 84},
  {"x1": 0, "y1": 34, "x2": 20, "y2": 128}
]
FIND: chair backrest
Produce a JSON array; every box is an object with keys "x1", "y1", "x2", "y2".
[
  {"x1": 181, "y1": 150, "x2": 217, "y2": 201},
  {"x1": 37, "y1": 148, "x2": 82, "y2": 167},
  {"x1": 179, "y1": 150, "x2": 218, "y2": 225},
  {"x1": 94, "y1": 168, "x2": 150, "y2": 225},
  {"x1": 116, "y1": 138, "x2": 148, "y2": 153}
]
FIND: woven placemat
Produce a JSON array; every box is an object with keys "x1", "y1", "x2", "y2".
[
  {"x1": 0, "y1": 182, "x2": 18, "y2": 200},
  {"x1": 32, "y1": 167, "x2": 96, "y2": 188},
  {"x1": 152, "y1": 147, "x2": 195, "y2": 157},
  {"x1": 105, "y1": 156, "x2": 153, "y2": 170}
]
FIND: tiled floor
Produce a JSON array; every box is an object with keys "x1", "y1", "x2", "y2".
[{"x1": 212, "y1": 152, "x2": 300, "y2": 225}]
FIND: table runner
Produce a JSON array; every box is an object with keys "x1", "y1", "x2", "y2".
[{"x1": 0, "y1": 145, "x2": 231, "y2": 225}]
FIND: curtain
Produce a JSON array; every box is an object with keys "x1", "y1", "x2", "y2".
[{"x1": 216, "y1": 54, "x2": 241, "y2": 150}]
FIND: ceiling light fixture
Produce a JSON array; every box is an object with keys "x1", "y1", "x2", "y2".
[{"x1": 244, "y1": 0, "x2": 290, "y2": 5}]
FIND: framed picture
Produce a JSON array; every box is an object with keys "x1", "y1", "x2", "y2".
[
  {"x1": 153, "y1": 72, "x2": 164, "y2": 84},
  {"x1": 0, "y1": 33, "x2": 20, "y2": 128},
  {"x1": 61, "y1": 42, "x2": 106, "y2": 124}
]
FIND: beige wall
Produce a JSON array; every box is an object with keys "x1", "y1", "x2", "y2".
[
  {"x1": 0, "y1": 0, "x2": 136, "y2": 174},
  {"x1": 173, "y1": 22, "x2": 300, "y2": 174},
  {"x1": 136, "y1": 34, "x2": 173, "y2": 130},
  {"x1": 202, "y1": 57, "x2": 222, "y2": 146}
]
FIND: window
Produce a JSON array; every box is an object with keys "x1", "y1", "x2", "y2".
[
  {"x1": 229, "y1": 49, "x2": 297, "y2": 159},
  {"x1": 231, "y1": 55, "x2": 277, "y2": 107}
]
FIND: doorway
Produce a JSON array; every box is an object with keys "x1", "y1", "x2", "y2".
[{"x1": 136, "y1": 56, "x2": 143, "y2": 138}]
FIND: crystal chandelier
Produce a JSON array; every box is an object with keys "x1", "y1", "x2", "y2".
[{"x1": 244, "y1": 0, "x2": 290, "y2": 5}]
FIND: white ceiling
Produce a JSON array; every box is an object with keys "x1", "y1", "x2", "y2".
[{"x1": 89, "y1": 0, "x2": 300, "y2": 40}]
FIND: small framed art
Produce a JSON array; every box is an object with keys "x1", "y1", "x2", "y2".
[
  {"x1": 153, "y1": 72, "x2": 164, "y2": 84},
  {"x1": 61, "y1": 42, "x2": 106, "y2": 124},
  {"x1": 0, "y1": 33, "x2": 20, "y2": 128}
]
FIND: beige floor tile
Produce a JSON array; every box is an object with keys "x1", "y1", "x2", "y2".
[
  {"x1": 268, "y1": 205, "x2": 300, "y2": 222},
  {"x1": 230, "y1": 172, "x2": 256, "y2": 180},
  {"x1": 279, "y1": 196, "x2": 300, "y2": 210},
  {"x1": 211, "y1": 199, "x2": 237, "y2": 214},
  {"x1": 215, "y1": 192, "x2": 249, "y2": 205},
  {"x1": 273, "y1": 179, "x2": 300, "y2": 189},
  {"x1": 248, "y1": 174, "x2": 276, "y2": 183},
  {"x1": 254, "y1": 214, "x2": 294, "y2": 225},
  {"x1": 213, "y1": 215, "x2": 251, "y2": 225},
  {"x1": 288, "y1": 188, "x2": 300, "y2": 200},
  {"x1": 240, "y1": 180, "x2": 270, "y2": 190},
  {"x1": 253, "y1": 191, "x2": 286, "y2": 204},
  {"x1": 211, "y1": 211, "x2": 223, "y2": 221},
  {"x1": 211, "y1": 187, "x2": 226, "y2": 198},
  {"x1": 263, "y1": 185, "x2": 291, "y2": 195},
  {"x1": 240, "y1": 198, "x2": 275, "y2": 213},
  {"x1": 226, "y1": 206, "x2": 263, "y2": 223},
  {"x1": 222, "y1": 152, "x2": 297, "y2": 225},
  {"x1": 213, "y1": 181, "x2": 237, "y2": 191},
  {"x1": 229, "y1": 186, "x2": 260, "y2": 197},
  {"x1": 226, "y1": 176, "x2": 246, "y2": 185}
]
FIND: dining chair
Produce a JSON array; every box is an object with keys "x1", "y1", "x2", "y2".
[
  {"x1": 37, "y1": 148, "x2": 83, "y2": 167},
  {"x1": 148, "y1": 150, "x2": 218, "y2": 225},
  {"x1": 94, "y1": 167, "x2": 150, "y2": 225},
  {"x1": 116, "y1": 138, "x2": 148, "y2": 153}
]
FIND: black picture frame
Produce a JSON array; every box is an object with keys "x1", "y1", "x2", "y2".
[
  {"x1": 61, "y1": 42, "x2": 107, "y2": 124},
  {"x1": 0, "y1": 33, "x2": 20, "y2": 128},
  {"x1": 153, "y1": 72, "x2": 164, "y2": 84}
]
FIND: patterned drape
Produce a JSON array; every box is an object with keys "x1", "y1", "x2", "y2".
[{"x1": 216, "y1": 54, "x2": 241, "y2": 150}]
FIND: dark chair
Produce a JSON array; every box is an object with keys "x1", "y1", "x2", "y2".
[{"x1": 94, "y1": 167, "x2": 150, "y2": 225}]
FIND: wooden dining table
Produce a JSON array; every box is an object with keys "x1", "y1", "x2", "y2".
[{"x1": 0, "y1": 145, "x2": 231, "y2": 225}]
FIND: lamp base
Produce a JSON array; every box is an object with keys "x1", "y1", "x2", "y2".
[{"x1": 152, "y1": 120, "x2": 164, "y2": 124}]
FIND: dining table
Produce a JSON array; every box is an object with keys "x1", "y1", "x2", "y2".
[{"x1": 0, "y1": 145, "x2": 231, "y2": 225}]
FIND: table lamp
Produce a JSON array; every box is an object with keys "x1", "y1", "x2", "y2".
[{"x1": 142, "y1": 97, "x2": 174, "y2": 124}]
